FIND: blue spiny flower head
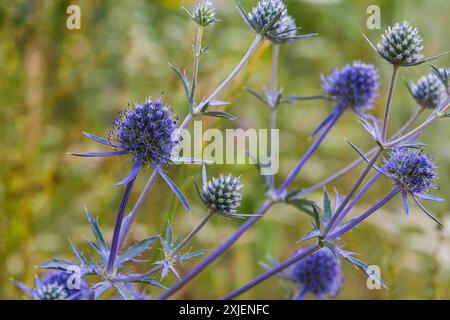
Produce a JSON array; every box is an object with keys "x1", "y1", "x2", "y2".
[
  {"x1": 376, "y1": 21, "x2": 423, "y2": 66},
  {"x1": 409, "y1": 73, "x2": 447, "y2": 109},
  {"x1": 189, "y1": 1, "x2": 218, "y2": 27},
  {"x1": 321, "y1": 61, "x2": 380, "y2": 111},
  {"x1": 111, "y1": 98, "x2": 178, "y2": 167},
  {"x1": 383, "y1": 147, "x2": 443, "y2": 225},
  {"x1": 202, "y1": 174, "x2": 243, "y2": 216},
  {"x1": 16, "y1": 271, "x2": 90, "y2": 300},
  {"x1": 383, "y1": 147, "x2": 436, "y2": 195},
  {"x1": 291, "y1": 248, "x2": 343, "y2": 299}
]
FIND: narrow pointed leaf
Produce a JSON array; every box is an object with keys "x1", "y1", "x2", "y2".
[
  {"x1": 85, "y1": 207, "x2": 108, "y2": 252},
  {"x1": 154, "y1": 165, "x2": 190, "y2": 211},
  {"x1": 68, "y1": 151, "x2": 129, "y2": 157},
  {"x1": 82, "y1": 132, "x2": 121, "y2": 147},
  {"x1": 118, "y1": 235, "x2": 159, "y2": 263}
]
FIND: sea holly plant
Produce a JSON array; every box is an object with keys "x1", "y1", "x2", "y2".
[{"x1": 18, "y1": 0, "x2": 450, "y2": 300}]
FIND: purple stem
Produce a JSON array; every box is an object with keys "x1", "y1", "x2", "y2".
[
  {"x1": 277, "y1": 107, "x2": 344, "y2": 195},
  {"x1": 328, "y1": 173, "x2": 381, "y2": 232},
  {"x1": 220, "y1": 244, "x2": 320, "y2": 300},
  {"x1": 106, "y1": 179, "x2": 136, "y2": 275},
  {"x1": 326, "y1": 186, "x2": 401, "y2": 240},
  {"x1": 158, "y1": 200, "x2": 273, "y2": 300}
]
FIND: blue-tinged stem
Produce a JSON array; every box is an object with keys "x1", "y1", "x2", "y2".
[
  {"x1": 326, "y1": 186, "x2": 401, "y2": 240},
  {"x1": 220, "y1": 244, "x2": 320, "y2": 300},
  {"x1": 381, "y1": 64, "x2": 399, "y2": 143},
  {"x1": 158, "y1": 200, "x2": 274, "y2": 300},
  {"x1": 293, "y1": 107, "x2": 424, "y2": 198},
  {"x1": 327, "y1": 173, "x2": 381, "y2": 233},
  {"x1": 277, "y1": 107, "x2": 344, "y2": 196},
  {"x1": 106, "y1": 179, "x2": 136, "y2": 275}
]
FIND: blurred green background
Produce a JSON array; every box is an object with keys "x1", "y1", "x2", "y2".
[{"x1": 0, "y1": 0, "x2": 449, "y2": 299}]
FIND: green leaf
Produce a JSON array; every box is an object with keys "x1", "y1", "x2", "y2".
[
  {"x1": 345, "y1": 255, "x2": 386, "y2": 288},
  {"x1": 169, "y1": 63, "x2": 191, "y2": 101},
  {"x1": 132, "y1": 277, "x2": 166, "y2": 289},
  {"x1": 177, "y1": 250, "x2": 208, "y2": 261},
  {"x1": 114, "y1": 282, "x2": 136, "y2": 300},
  {"x1": 301, "y1": 229, "x2": 321, "y2": 241},
  {"x1": 312, "y1": 206, "x2": 321, "y2": 230},
  {"x1": 204, "y1": 111, "x2": 236, "y2": 120},
  {"x1": 323, "y1": 190, "x2": 332, "y2": 222},
  {"x1": 285, "y1": 198, "x2": 318, "y2": 217},
  {"x1": 69, "y1": 240, "x2": 88, "y2": 265},
  {"x1": 118, "y1": 235, "x2": 159, "y2": 263},
  {"x1": 85, "y1": 208, "x2": 108, "y2": 252}
]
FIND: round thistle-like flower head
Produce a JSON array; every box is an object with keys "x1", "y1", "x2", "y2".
[
  {"x1": 191, "y1": 1, "x2": 218, "y2": 27},
  {"x1": 376, "y1": 21, "x2": 423, "y2": 66},
  {"x1": 291, "y1": 248, "x2": 343, "y2": 297},
  {"x1": 247, "y1": 0, "x2": 288, "y2": 38},
  {"x1": 111, "y1": 98, "x2": 178, "y2": 167},
  {"x1": 35, "y1": 271, "x2": 90, "y2": 300},
  {"x1": 383, "y1": 148, "x2": 436, "y2": 194},
  {"x1": 410, "y1": 73, "x2": 446, "y2": 109},
  {"x1": 321, "y1": 61, "x2": 380, "y2": 110},
  {"x1": 202, "y1": 174, "x2": 243, "y2": 216}
]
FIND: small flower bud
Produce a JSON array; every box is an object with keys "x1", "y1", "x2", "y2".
[
  {"x1": 202, "y1": 174, "x2": 243, "y2": 216},
  {"x1": 191, "y1": 1, "x2": 218, "y2": 27},
  {"x1": 410, "y1": 73, "x2": 446, "y2": 109}
]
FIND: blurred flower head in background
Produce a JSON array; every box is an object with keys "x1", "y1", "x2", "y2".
[
  {"x1": 321, "y1": 61, "x2": 380, "y2": 111},
  {"x1": 409, "y1": 72, "x2": 447, "y2": 109},
  {"x1": 290, "y1": 248, "x2": 343, "y2": 299},
  {"x1": 16, "y1": 271, "x2": 90, "y2": 300}
]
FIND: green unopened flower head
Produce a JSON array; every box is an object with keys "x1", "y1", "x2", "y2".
[
  {"x1": 376, "y1": 21, "x2": 423, "y2": 66},
  {"x1": 189, "y1": 1, "x2": 218, "y2": 27},
  {"x1": 202, "y1": 174, "x2": 243, "y2": 216},
  {"x1": 409, "y1": 73, "x2": 446, "y2": 109}
]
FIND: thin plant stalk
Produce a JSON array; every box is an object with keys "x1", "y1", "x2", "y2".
[
  {"x1": 196, "y1": 35, "x2": 264, "y2": 112},
  {"x1": 381, "y1": 65, "x2": 400, "y2": 142},
  {"x1": 294, "y1": 107, "x2": 424, "y2": 198},
  {"x1": 277, "y1": 109, "x2": 344, "y2": 195},
  {"x1": 326, "y1": 186, "x2": 401, "y2": 240},
  {"x1": 221, "y1": 244, "x2": 320, "y2": 300},
  {"x1": 172, "y1": 209, "x2": 214, "y2": 257},
  {"x1": 324, "y1": 64, "x2": 401, "y2": 236},
  {"x1": 269, "y1": 44, "x2": 280, "y2": 193},
  {"x1": 190, "y1": 25, "x2": 204, "y2": 113},
  {"x1": 106, "y1": 179, "x2": 136, "y2": 275},
  {"x1": 158, "y1": 200, "x2": 274, "y2": 300}
]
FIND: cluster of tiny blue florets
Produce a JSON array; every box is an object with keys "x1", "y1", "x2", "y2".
[
  {"x1": 202, "y1": 174, "x2": 243, "y2": 216},
  {"x1": 383, "y1": 148, "x2": 436, "y2": 194},
  {"x1": 26, "y1": 271, "x2": 90, "y2": 300},
  {"x1": 321, "y1": 61, "x2": 379, "y2": 110},
  {"x1": 111, "y1": 98, "x2": 178, "y2": 167},
  {"x1": 291, "y1": 248, "x2": 343, "y2": 297}
]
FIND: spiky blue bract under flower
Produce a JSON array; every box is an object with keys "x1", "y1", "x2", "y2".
[
  {"x1": 376, "y1": 21, "x2": 423, "y2": 66},
  {"x1": 19, "y1": 271, "x2": 90, "y2": 300},
  {"x1": 410, "y1": 73, "x2": 446, "y2": 109},
  {"x1": 383, "y1": 148, "x2": 436, "y2": 194},
  {"x1": 291, "y1": 248, "x2": 343, "y2": 298},
  {"x1": 321, "y1": 61, "x2": 380, "y2": 110},
  {"x1": 111, "y1": 98, "x2": 178, "y2": 167},
  {"x1": 202, "y1": 174, "x2": 243, "y2": 216}
]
